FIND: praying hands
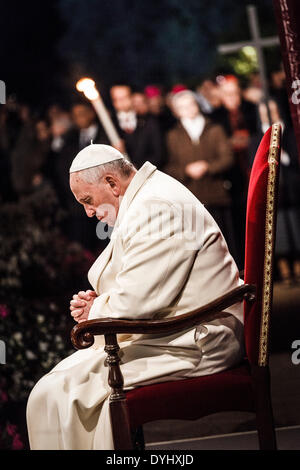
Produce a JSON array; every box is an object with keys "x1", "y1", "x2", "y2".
[
  {"x1": 185, "y1": 160, "x2": 209, "y2": 180},
  {"x1": 70, "y1": 289, "x2": 98, "y2": 323}
]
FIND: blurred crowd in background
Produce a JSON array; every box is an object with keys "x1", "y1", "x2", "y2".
[{"x1": 1, "y1": 64, "x2": 300, "y2": 283}]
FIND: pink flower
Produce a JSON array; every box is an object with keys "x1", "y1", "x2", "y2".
[
  {"x1": 0, "y1": 305, "x2": 9, "y2": 318},
  {"x1": 0, "y1": 390, "x2": 8, "y2": 402},
  {"x1": 6, "y1": 424, "x2": 17, "y2": 437},
  {"x1": 12, "y1": 434, "x2": 24, "y2": 450}
]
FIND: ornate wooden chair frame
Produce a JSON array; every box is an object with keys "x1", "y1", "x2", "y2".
[{"x1": 71, "y1": 123, "x2": 281, "y2": 450}]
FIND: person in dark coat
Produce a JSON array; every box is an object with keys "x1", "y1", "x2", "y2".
[
  {"x1": 10, "y1": 117, "x2": 51, "y2": 198},
  {"x1": 211, "y1": 75, "x2": 259, "y2": 269},
  {"x1": 144, "y1": 85, "x2": 177, "y2": 135},
  {"x1": 269, "y1": 66, "x2": 292, "y2": 127},
  {"x1": 110, "y1": 85, "x2": 164, "y2": 170},
  {"x1": 165, "y1": 90, "x2": 239, "y2": 266},
  {"x1": 248, "y1": 99, "x2": 300, "y2": 284}
]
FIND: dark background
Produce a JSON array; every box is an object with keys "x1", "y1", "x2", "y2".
[{"x1": 1, "y1": 0, "x2": 278, "y2": 110}]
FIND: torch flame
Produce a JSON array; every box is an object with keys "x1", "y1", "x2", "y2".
[{"x1": 76, "y1": 77, "x2": 99, "y2": 100}]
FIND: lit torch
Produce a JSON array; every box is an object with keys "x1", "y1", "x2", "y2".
[{"x1": 76, "y1": 78, "x2": 121, "y2": 147}]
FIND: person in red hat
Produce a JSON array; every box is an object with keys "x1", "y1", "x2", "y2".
[{"x1": 144, "y1": 84, "x2": 176, "y2": 134}]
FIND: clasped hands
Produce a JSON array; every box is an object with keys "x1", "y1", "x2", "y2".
[
  {"x1": 185, "y1": 160, "x2": 209, "y2": 180},
  {"x1": 70, "y1": 290, "x2": 97, "y2": 323}
]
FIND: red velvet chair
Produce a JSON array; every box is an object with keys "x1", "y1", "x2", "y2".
[{"x1": 71, "y1": 123, "x2": 281, "y2": 450}]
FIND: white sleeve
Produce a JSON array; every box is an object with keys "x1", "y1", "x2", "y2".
[{"x1": 88, "y1": 199, "x2": 199, "y2": 320}]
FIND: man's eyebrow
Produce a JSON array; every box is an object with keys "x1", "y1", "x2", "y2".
[{"x1": 79, "y1": 195, "x2": 91, "y2": 203}]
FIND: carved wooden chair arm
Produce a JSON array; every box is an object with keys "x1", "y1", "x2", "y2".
[{"x1": 71, "y1": 283, "x2": 256, "y2": 350}]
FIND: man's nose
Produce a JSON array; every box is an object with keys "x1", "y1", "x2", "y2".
[{"x1": 85, "y1": 206, "x2": 95, "y2": 218}]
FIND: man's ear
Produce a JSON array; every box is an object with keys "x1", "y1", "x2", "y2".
[{"x1": 105, "y1": 175, "x2": 120, "y2": 195}]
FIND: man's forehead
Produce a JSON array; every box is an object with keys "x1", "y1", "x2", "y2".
[
  {"x1": 69, "y1": 172, "x2": 81, "y2": 189},
  {"x1": 69, "y1": 173, "x2": 89, "y2": 194},
  {"x1": 70, "y1": 172, "x2": 82, "y2": 183},
  {"x1": 112, "y1": 86, "x2": 130, "y2": 95}
]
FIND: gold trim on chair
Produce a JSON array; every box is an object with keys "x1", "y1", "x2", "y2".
[{"x1": 258, "y1": 123, "x2": 281, "y2": 366}]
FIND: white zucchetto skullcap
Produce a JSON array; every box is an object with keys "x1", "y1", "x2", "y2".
[{"x1": 69, "y1": 144, "x2": 124, "y2": 173}]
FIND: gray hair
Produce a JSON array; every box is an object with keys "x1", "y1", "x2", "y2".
[{"x1": 78, "y1": 158, "x2": 136, "y2": 184}]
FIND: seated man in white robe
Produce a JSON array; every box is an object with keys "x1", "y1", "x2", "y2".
[{"x1": 26, "y1": 144, "x2": 244, "y2": 450}]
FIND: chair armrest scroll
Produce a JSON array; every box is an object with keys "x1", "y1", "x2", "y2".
[{"x1": 71, "y1": 283, "x2": 256, "y2": 350}]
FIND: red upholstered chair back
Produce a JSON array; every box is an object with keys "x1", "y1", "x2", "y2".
[{"x1": 244, "y1": 123, "x2": 281, "y2": 366}]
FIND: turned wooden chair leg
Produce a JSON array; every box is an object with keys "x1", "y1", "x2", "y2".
[
  {"x1": 105, "y1": 333, "x2": 133, "y2": 450},
  {"x1": 109, "y1": 400, "x2": 133, "y2": 450},
  {"x1": 251, "y1": 365, "x2": 277, "y2": 450}
]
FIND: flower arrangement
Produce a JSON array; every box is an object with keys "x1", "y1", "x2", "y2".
[{"x1": 0, "y1": 183, "x2": 96, "y2": 449}]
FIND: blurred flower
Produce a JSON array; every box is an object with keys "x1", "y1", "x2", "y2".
[
  {"x1": 12, "y1": 332, "x2": 22, "y2": 343},
  {"x1": 0, "y1": 305, "x2": 9, "y2": 318},
  {"x1": 3, "y1": 423, "x2": 24, "y2": 450},
  {"x1": 12, "y1": 433, "x2": 24, "y2": 450},
  {"x1": 6, "y1": 423, "x2": 17, "y2": 437},
  {"x1": 0, "y1": 184, "x2": 92, "y2": 448},
  {"x1": 38, "y1": 342, "x2": 48, "y2": 352},
  {"x1": 0, "y1": 390, "x2": 8, "y2": 402},
  {"x1": 25, "y1": 350, "x2": 37, "y2": 360}
]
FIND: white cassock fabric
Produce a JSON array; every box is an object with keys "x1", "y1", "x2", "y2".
[{"x1": 26, "y1": 161, "x2": 245, "y2": 450}]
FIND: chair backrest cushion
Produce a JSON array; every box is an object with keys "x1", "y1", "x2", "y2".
[{"x1": 244, "y1": 123, "x2": 281, "y2": 366}]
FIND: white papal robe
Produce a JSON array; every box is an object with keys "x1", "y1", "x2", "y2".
[{"x1": 26, "y1": 161, "x2": 244, "y2": 450}]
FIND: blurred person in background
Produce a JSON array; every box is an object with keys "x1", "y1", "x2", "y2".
[
  {"x1": 165, "y1": 89, "x2": 239, "y2": 265},
  {"x1": 71, "y1": 102, "x2": 109, "y2": 150},
  {"x1": 215, "y1": 74, "x2": 259, "y2": 268},
  {"x1": 242, "y1": 86, "x2": 263, "y2": 105},
  {"x1": 248, "y1": 99, "x2": 300, "y2": 285},
  {"x1": 47, "y1": 104, "x2": 73, "y2": 154},
  {"x1": 132, "y1": 91, "x2": 149, "y2": 117},
  {"x1": 47, "y1": 103, "x2": 68, "y2": 122},
  {"x1": 269, "y1": 64, "x2": 291, "y2": 127},
  {"x1": 242, "y1": 72, "x2": 263, "y2": 105},
  {"x1": 42, "y1": 104, "x2": 73, "y2": 194},
  {"x1": 195, "y1": 78, "x2": 219, "y2": 114},
  {"x1": 217, "y1": 74, "x2": 258, "y2": 163},
  {"x1": 110, "y1": 84, "x2": 164, "y2": 169},
  {"x1": 11, "y1": 114, "x2": 51, "y2": 198},
  {"x1": 166, "y1": 84, "x2": 188, "y2": 110},
  {"x1": 144, "y1": 85, "x2": 176, "y2": 134}
]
